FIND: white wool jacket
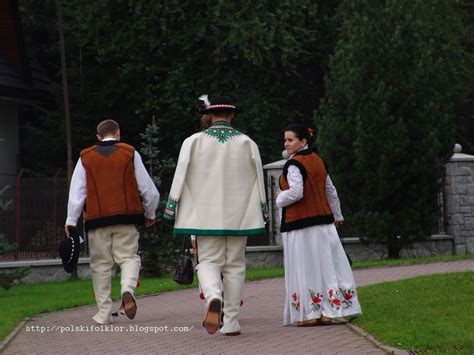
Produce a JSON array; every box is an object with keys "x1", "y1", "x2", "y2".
[{"x1": 164, "y1": 121, "x2": 268, "y2": 236}]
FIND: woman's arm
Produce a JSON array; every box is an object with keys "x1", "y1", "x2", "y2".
[
  {"x1": 326, "y1": 175, "x2": 344, "y2": 223},
  {"x1": 276, "y1": 165, "x2": 304, "y2": 208}
]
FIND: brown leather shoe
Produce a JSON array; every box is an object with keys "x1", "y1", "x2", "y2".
[
  {"x1": 296, "y1": 319, "x2": 318, "y2": 327},
  {"x1": 121, "y1": 291, "x2": 137, "y2": 320},
  {"x1": 203, "y1": 298, "x2": 222, "y2": 334},
  {"x1": 317, "y1": 315, "x2": 332, "y2": 326}
]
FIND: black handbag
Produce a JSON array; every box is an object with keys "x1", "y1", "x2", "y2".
[{"x1": 173, "y1": 236, "x2": 194, "y2": 285}]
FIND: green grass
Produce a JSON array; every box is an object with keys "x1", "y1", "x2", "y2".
[
  {"x1": 0, "y1": 254, "x2": 472, "y2": 342},
  {"x1": 353, "y1": 272, "x2": 474, "y2": 353},
  {"x1": 352, "y1": 253, "x2": 473, "y2": 269}
]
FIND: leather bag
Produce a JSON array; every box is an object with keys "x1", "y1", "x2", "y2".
[{"x1": 173, "y1": 237, "x2": 194, "y2": 285}]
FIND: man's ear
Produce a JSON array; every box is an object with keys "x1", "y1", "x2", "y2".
[{"x1": 96, "y1": 134, "x2": 102, "y2": 141}]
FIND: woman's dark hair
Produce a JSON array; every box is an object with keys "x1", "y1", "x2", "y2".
[{"x1": 285, "y1": 123, "x2": 318, "y2": 153}]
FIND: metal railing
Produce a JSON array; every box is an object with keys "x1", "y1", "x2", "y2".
[{"x1": 0, "y1": 173, "x2": 271, "y2": 261}]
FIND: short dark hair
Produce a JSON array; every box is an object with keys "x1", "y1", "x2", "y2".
[
  {"x1": 285, "y1": 123, "x2": 309, "y2": 141},
  {"x1": 210, "y1": 109, "x2": 235, "y2": 118},
  {"x1": 97, "y1": 119, "x2": 120, "y2": 137}
]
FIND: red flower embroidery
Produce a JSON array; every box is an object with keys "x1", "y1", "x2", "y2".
[
  {"x1": 333, "y1": 299, "x2": 341, "y2": 306},
  {"x1": 309, "y1": 289, "x2": 323, "y2": 312},
  {"x1": 344, "y1": 293, "x2": 352, "y2": 301},
  {"x1": 291, "y1": 292, "x2": 300, "y2": 311},
  {"x1": 329, "y1": 289, "x2": 333, "y2": 298}
]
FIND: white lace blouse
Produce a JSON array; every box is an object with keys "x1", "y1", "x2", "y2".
[{"x1": 275, "y1": 154, "x2": 344, "y2": 222}]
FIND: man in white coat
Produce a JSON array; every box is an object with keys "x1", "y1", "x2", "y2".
[{"x1": 164, "y1": 96, "x2": 268, "y2": 335}]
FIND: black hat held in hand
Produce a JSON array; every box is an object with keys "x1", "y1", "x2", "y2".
[{"x1": 59, "y1": 227, "x2": 81, "y2": 273}]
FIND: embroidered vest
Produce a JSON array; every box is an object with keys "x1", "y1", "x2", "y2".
[
  {"x1": 279, "y1": 149, "x2": 334, "y2": 232},
  {"x1": 80, "y1": 141, "x2": 144, "y2": 231}
]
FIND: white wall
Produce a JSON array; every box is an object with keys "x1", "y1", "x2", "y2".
[{"x1": 0, "y1": 99, "x2": 19, "y2": 176}]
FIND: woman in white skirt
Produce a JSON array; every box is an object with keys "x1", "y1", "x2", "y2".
[{"x1": 276, "y1": 123, "x2": 362, "y2": 326}]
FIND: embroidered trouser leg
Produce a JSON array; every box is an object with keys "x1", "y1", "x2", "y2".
[
  {"x1": 196, "y1": 236, "x2": 247, "y2": 333},
  {"x1": 88, "y1": 225, "x2": 141, "y2": 324},
  {"x1": 196, "y1": 236, "x2": 225, "y2": 302},
  {"x1": 221, "y1": 236, "x2": 247, "y2": 333}
]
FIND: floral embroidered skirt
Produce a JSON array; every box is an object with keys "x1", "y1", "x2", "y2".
[{"x1": 282, "y1": 223, "x2": 362, "y2": 325}]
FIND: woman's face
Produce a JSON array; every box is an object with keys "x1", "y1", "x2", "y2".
[{"x1": 284, "y1": 130, "x2": 306, "y2": 156}]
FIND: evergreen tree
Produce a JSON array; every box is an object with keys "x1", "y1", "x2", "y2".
[
  {"x1": 18, "y1": 0, "x2": 340, "y2": 171},
  {"x1": 0, "y1": 186, "x2": 30, "y2": 290},
  {"x1": 138, "y1": 118, "x2": 179, "y2": 276},
  {"x1": 317, "y1": 0, "x2": 466, "y2": 258}
]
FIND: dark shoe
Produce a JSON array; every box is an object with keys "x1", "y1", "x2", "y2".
[
  {"x1": 121, "y1": 291, "x2": 137, "y2": 320},
  {"x1": 203, "y1": 298, "x2": 222, "y2": 334},
  {"x1": 224, "y1": 331, "x2": 241, "y2": 336}
]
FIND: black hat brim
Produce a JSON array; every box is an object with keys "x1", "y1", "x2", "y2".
[{"x1": 58, "y1": 230, "x2": 81, "y2": 273}]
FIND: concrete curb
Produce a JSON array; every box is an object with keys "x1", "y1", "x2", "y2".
[
  {"x1": 346, "y1": 323, "x2": 413, "y2": 354},
  {"x1": 0, "y1": 317, "x2": 29, "y2": 353}
]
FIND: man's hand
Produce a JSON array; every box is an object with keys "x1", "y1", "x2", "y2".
[
  {"x1": 64, "y1": 225, "x2": 73, "y2": 238},
  {"x1": 145, "y1": 218, "x2": 155, "y2": 228},
  {"x1": 334, "y1": 220, "x2": 343, "y2": 227}
]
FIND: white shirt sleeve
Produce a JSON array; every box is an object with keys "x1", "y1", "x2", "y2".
[
  {"x1": 66, "y1": 159, "x2": 87, "y2": 226},
  {"x1": 276, "y1": 165, "x2": 304, "y2": 208},
  {"x1": 326, "y1": 175, "x2": 344, "y2": 221},
  {"x1": 134, "y1": 151, "x2": 160, "y2": 219}
]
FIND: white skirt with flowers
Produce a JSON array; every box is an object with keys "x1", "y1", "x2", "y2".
[{"x1": 283, "y1": 223, "x2": 362, "y2": 325}]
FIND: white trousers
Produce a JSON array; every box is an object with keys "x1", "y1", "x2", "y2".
[
  {"x1": 196, "y1": 236, "x2": 247, "y2": 334},
  {"x1": 88, "y1": 224, "x2": 141, "y2": 324}
]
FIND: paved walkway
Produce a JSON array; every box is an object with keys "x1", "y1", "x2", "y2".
[{"x1": 3, "y1": 260, "x2": 473, "y2": 354}]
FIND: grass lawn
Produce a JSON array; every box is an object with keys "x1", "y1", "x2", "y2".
[
  {"x1": 351, "y1": 253, "x2": 473, "y2": 269},
  {"x1": 353, "y1": 272, "x2": 474, "y2": 353},
  {"x1": 0, "y1": 254, "x2": 472, "y2": 343}
]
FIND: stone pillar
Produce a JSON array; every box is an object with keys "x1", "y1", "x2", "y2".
[
  {"x1": 263, "y1": 154, "x2": 286, "y2": 246},
  {"x1": 444, "y1": 144, "x2": 474, "y2": 254}
]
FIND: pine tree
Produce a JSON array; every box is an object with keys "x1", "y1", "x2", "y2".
[
  {"x1": 0, "y1": 186, "x2": 30, "y2": 290},
  {"x1": 317, "y1": 0, "x2": 466, "y2": 258},
  {"x1": 138, "y1": 117, "x2": 179, "y2": 276}
]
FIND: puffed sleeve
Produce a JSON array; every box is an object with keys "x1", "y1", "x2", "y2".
[
  {"x1": 276, "y1": 165, "x2": 304, "y2": 208},
  {"x1": 326, "y1": 175, "x2": 343, "y2": 221}
]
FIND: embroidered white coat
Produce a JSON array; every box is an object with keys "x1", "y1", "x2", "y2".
[{"x1": 164, "y1": 123, "x2": 268, "y2": 236}]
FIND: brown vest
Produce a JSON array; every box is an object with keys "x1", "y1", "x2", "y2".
[
  {"x1": 80, "y1": 141, "x2": 145, "y2": 231},
  {"x1": 279, "y1": 149, "x2": 334, "y2": 232}
]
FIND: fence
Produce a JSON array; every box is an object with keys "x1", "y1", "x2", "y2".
[
  {"x1": 0, "y1": 172, "x2": 271, "y2": 261},
  {"x1": 0, "y1": 171, "x2": 74, "y2": 260}
]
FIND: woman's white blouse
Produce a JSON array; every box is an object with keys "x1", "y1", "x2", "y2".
[{"x1": 276, "y1": 165, "x2": 344, "y2": 221}]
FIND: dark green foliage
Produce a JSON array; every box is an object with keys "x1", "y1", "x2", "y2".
[
  {"x1": 139, "y1": 198, "x2": 181, "y2": 277},
  {"x1": 18, "y1": 0, "x2": 340, "y2": 170},
  {"x1": 0, "y1": 187, "x2": 30, "y2": 290},
  {"x1": 138, "y1": 119, "x2": 179, "y2": 276},
  {"x1": 318, "y1": 0, "x2": 467, "y2": 257}
]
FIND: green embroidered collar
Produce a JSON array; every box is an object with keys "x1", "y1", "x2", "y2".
[{"x1": 204, "y1": 121, "x2": 242, "y2": 143}]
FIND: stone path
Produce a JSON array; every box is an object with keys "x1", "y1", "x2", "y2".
[{"x1": 3, "y1": 259, "x2": 473, "y2": 354}]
